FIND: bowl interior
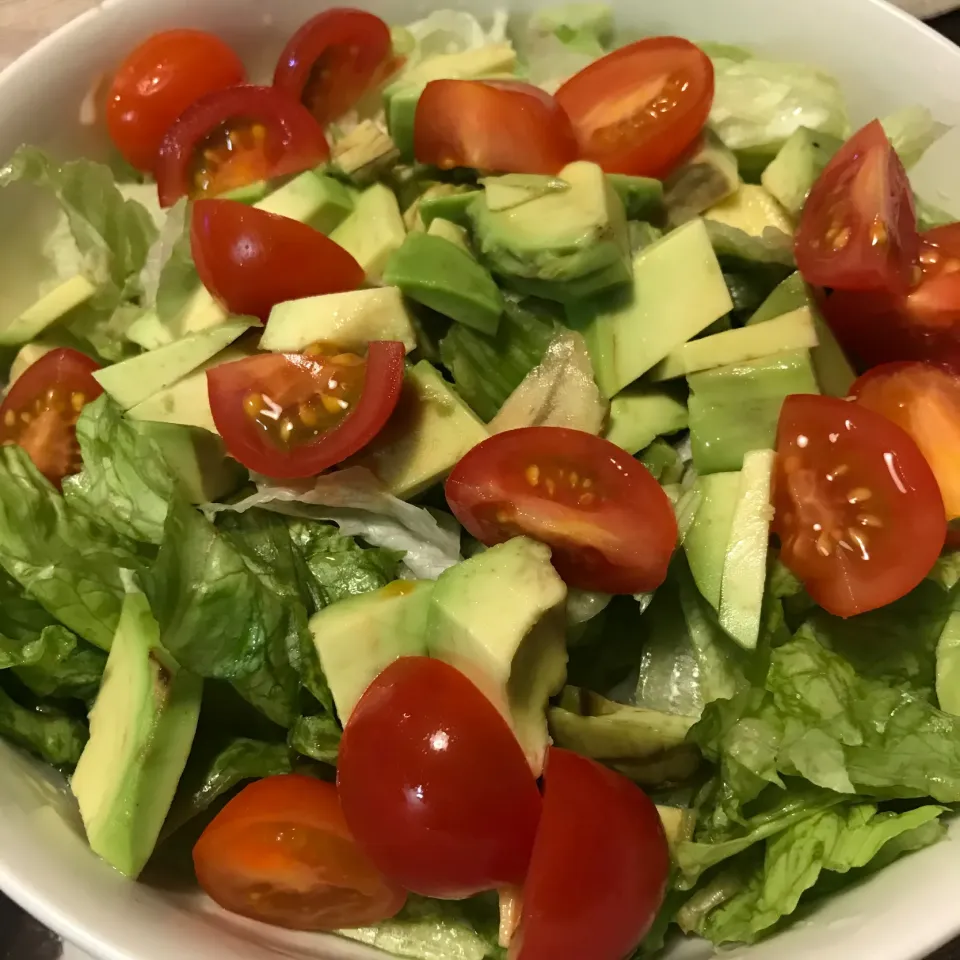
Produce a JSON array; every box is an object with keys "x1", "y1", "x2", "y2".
[{"x1": 1, "y1": 1, "x2": 960, "y2": 959}]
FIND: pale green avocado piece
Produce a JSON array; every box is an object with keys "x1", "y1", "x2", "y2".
[
  {"x1": 350, "y1": 360, "x2": 488, "y2": 499},
  {"x1": 427, "y1": 537, "x2": 567, "y2": 773},
  {"x1": 0, "y1": 275, "x2": 97, "y2": 346},
  {"x1": 718, "y1": 449, "x2": 775, "y2": 650},
  {"x1": 94, "y1": 320, "x2": 253, "y2": 410},
  {"x1": 761, "y1": 127, "x2": 842, "y2": 216},
  {"x1": 650, "y1": 306, "x2": 819, "y2": 381},
  {"x1": 688, "y1": 348, "x2": 819, "y2": 474},
  {"x1": 606, "y1": 173, "x2": 664, "y2": 222},
  {"x1": 427, "y1": 217, "x2": 471, "y2": 253},
  {"x1": 126, "y1": 344, "x2": 252, "y2": 434},
  {"x1": 331, "y1": 183, "x2": 406, "y2": 282},
  {"x1": 748, "y1": 272, "x2": 856, "y2": 397},
  {"x1": 663, "y1": 129, "x2": 739, "y2": 227},
  {"x1": 130, "y1": 285, "x2": 228, "y2": 350},
  {"x1": 657, "y1": 806, "x2": 696, "y2": 849},
  {"x1": 936, "y1": 610, "x2": 960, "y2": 716},
  {"x1": 383, "y1": 233, "x2": 503, "y2": 334},
  {"x1": 138, "y1": 421, "x2": 245, "y2": 503},
  {"x1": 481, "y1": 174, "x2": 570, "y2": 212},
  {"x1": 704, "y1": 183, "x2": 793, "y2": 237},
  {"x1": 256, "y1": 171, "x2": 354, "y2": 234},
  {"x1": 70, "y1": 589, "x2": 202, "y2": 879},
  {"x1": 220, "y1": 180, "x2": 270, "y2": 204},
  {"x1": 310, "y1": 580, "x2": 433, "y2": 724},
  {"x1": 603, "y1": 383, "x2": 688, "y2": 456},
  {"x1": 683, "y1": 471, "x2": 741, "y2": 609},
  {"x1": 263, "y1": 287, "x2": 417, "y2": 354},
  {"x1": 419, "y1": 190, "x2": 478, "y2": 230},
  {"x1": 470, "y1": 161, "x2": 631, "y2": 293},
  {"x1": 8, "y1": 341, "x2": 55, "y2": 386},
  {"x1": 505, "y1": 258, "x2": 632, "y2": 306},
  {"x1": 567, "y1": 218, "x2": 733, "y2": 398}
]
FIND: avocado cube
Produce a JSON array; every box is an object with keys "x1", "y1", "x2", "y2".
[
  {"x1": 427, "y1": 217, "x2": 471, "y2": 253},
  {"x1": 567, "y1": 218, "x2": 733, "y2": 398},
  {"x1": 761, "y1": 127, "x2": 842, "y2": 216},
  {"x1": 330, "y1": 183, "x2": 406, "y2": 282},
  {"x1": 471, "y1": 161, "x2": 630, "y2": 294},
  {"x1": 0, "y1": 274, "x2": 97, "y2": 346},
  {"x1": 386, "y1": 83, "x2": 423, "y2": 161},
  {"x1": 256, "y1": 171, "x2": 355, "y2": 235},
  {"x1": 683, "y1": 471, "x2": 742, "y2": 609},
  {"x1": 349, "y1": 360, "x2": 489, "y2": 499},
  {"x1": 607, "y1": 173, "x2": 665, "y2": 222},
  {"x1": 71, "y1": 590, "x2": 202, "y2": 878},
  {"x1": 419, "y1": 190, "x2": 479, "y2": 230},
  {"x1": 704, "y1": 184, "x2": 794, "y2": 239},
  {"x1": 384, "y1": 232, "x2": 503, "y2": 334},
  {"x1": 603, "y1": 383, "x2": 688, "y2": 456},
  {"x1": 220, "y1": 180, "x2": 270, "y2": 204}
]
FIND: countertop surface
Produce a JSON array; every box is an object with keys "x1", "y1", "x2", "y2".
[{"x1": 1, "y1": 2, "x2": 960, "y2": 959}]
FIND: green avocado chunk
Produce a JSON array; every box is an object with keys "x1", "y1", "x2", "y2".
[
  {"x1": 70, "y1": 589, "x2": 202, "y2": 878},
  {"x1": 383, "y1": 232, "x2": 503, "y2": 334},
  {"x1": 419, "y1": 190, "x2": 479, "y2": 230},
  {"x1": 310, "y1": 580, "x2": 433, "y2": 724},
  {"x1": 683, "y1": 471, "x2": 742, "y2": 609},
  {"x1": 0, "y1": 275, "x2": 97, "y2": 346},
  {"x1": 331, "y1": 183, "x2": 406, "y2": 282},
  {"x1": 603, "y1": 383, "x2": 689, "y2": 456},
  {"x1": 428, "y1": 538, "x2": 567, "y2": 774},
  {"x1": 761, "y1": 127, "x2": 843, "y2": 216},
  {"x1": 607, "y1": 173, "x2": 665, "y2": 222}
]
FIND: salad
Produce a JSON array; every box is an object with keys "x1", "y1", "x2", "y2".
[{"x1": 0, "y1": 4, "x2": 959, "y2": 959}]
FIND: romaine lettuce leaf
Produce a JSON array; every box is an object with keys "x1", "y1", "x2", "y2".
[
  {"x1": 289, "y1": 714, "x2": 341, "y2": 764},
  {"x1": 0, "y1": 678, "x2": 87, "y2": 767},
  {"x1": 0, "y1": 446, "x2": 144, "y2": 650},
  {"x1": 139, "y1": 197, "x2": 197, "y2": 322},
  {"x1": 1, "y1": 625, "x2": 105, "y2": 702}
]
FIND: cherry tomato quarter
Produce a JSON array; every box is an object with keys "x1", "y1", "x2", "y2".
[
  {"x1": 274, "y1": 9, "x2": 396, "y2": 125},
  {"x1": 795, "y1": 120, "x2": 919, "y2": 295},
  {"x1": 191, "y1": 199, "x2": 364, "y2": 321},
  {"x1": 555, "y1": 37, "x2": 713, "y2": 178},
  {"x1": 193, "y1": 774, "x2": 406, "y2": 930},
  {"x1": 155, "y1": 85, "x2": 329, "y2": 206},
  {"x1": 414, "y1": 80, "x2": 579, "y2": 175},
  {"x1": 772, "y1": 394, "x2": 945, "y2": 617},
  {"x1": 0, "y1": 348, "x2": 102, "y2": 488},
  {"x1": 852, "y1": 361, "x2": 960, "y2": 520},
  {"x1": 337, "y1": 657, "x2": 542, "y2": 899},
  {"x1": 511, "y1": 748, "x2": 669, "y2": 960},
  {"x1": 207, "y1": 342, "x2": 405, "y2": 479},
  {"x1": 107, "y1": 30, "x2": 246, "y2": 172},
  {"x1": 445, "y1": 428, "x2": 677, "y2": 594}
]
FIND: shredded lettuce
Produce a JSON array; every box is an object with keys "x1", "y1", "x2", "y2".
[
  {"x1": 401, "y1": 9, "x2": 509, "y2": 67},
  {"x1": 881, "y1": 106, "x2": 949, "y2": 169}
]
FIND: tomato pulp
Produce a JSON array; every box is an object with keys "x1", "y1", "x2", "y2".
[
  {"x1": 107, "y1": 30, "x2": 246, "y2": 172},
  {"x1": 414, "y1": 80, "x2": 579, "y2": 175},
  {"x1": 191, "y1": 199, "x2": 364, "y2": 321},
  {"x1": 193, "y1": 775, "x2": 406, "y2": 930},
  {"x1": 155, "y1": 85, "x2": 329, "y2": 206},
  {"x1": 511, "y1": 748, "x2": 669, "y2": 960},
  {"x1": 274, "y1": 8, "x2": 397, "y2": 125},
  {"x1": 772, "y1": 394, "x2": 945, "y2": 617},
  {"x1": 337, "y1": 657, "x2": 542, "y2": 899},
  {"x1": 207, "y1": 343, "x2": 405, "y2": 479},
  {"x1": 555, "y1": 37, "x2": 714, "y2": 177},
  {"x1": 0, "y1": 348, "x2": 102, "y2": 487},
  {"x1": 445, "y1": 427, "x2": 678, "y2": 594}
]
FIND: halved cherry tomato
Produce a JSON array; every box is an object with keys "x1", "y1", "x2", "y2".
[
  {"x1": 193, "y1": 774, "x2": 406, "y2": 930},
  {"x1": 0, "y1": 348, "x2": 102, "y2": 488},
  {"x1": 107, "y1": 30, "x2": 246, "y2": 172},
  {"x1": 207, "y1": 342, "x2": 404, "y2": 479},
  {"x1": 337, "y1": 657, "x2": 541, "y2": 899},
  {"x1": 851, "y1": 361, "x2": 960, "y2": 521},
  {"x1": 155, "y1": 85, "x2": 329, "y2": 206},
  {"x1": 796, "y1": 120, "x2": 919, "y2": 295},
  {"x1": 445, "y1": 428, "x2": 677, "y2": 594},
  {"x1": 555, "y1": 37, "x2": 713, "y2": 178},
  {"x1": 511, "y1": 748, "x2": 668, "y2": 960},
  {"x1": 414, "y1": 80, "x2": 579, "y2": 175},
  {"x1": 191, "y1": 200, "x2": 363, "y2": 322},
  {"x1": 772, "y1": 394, "x2": 945, "y2": 617},
  {"x1": 274, "y1": 9, "x2": 397, "y2": 125}
]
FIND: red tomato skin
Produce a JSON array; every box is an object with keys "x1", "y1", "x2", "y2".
[
  {"x1": 274, "y1": 8, "x2": 395, "y2": 125},
  {"x1": 191, "y1": 199, "x2": 364, "y2": 321},
  {"x1": 414, "y1": 80, "x2": 579, "y2": 175},
  {"x1": 337, "y1": 657, "x2": 542, "y2": 899},
  {"x1": 0, "y1": 348, "x2": 102, "y2": 487},
  {"x1": 511, "y1": 748, "x2": 669, "y2": 960},
  {"x1": 107, "y1": 30, "x2": 246, "y2": 172},
  {"x1": 773, "y1": 394, "x2": 946, "y2": 617},
  {"x1": 194, "y1": 774, "x2": 407, "y2": 930},
  {"x1": 795, "y1": 121, "x2": 919, "y2": 295},
  {"x1": 445, "y1": 428, "x2": 678, "y2": 594},
  {"x1": 555, "y1": 37, "x2": 714, "y2": 177},
  {"x1": 207, "y1": 342, "x2": 405, "y2": 479},
  {"x1": 155, "y1": 85, "x2": 329, "y2": 206}
]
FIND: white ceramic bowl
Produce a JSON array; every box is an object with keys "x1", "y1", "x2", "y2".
[{"x1": 2, "y1": 1, "x2": 960, "y2": 958}]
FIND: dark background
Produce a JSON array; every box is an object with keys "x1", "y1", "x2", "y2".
[{"x1": 3, "y1": 7, "x2": 960, "y2": 960}]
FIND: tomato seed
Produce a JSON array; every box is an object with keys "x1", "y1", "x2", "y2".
[{"x1": 525, "y1": 464, "x2": 540, "y2": 487}]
